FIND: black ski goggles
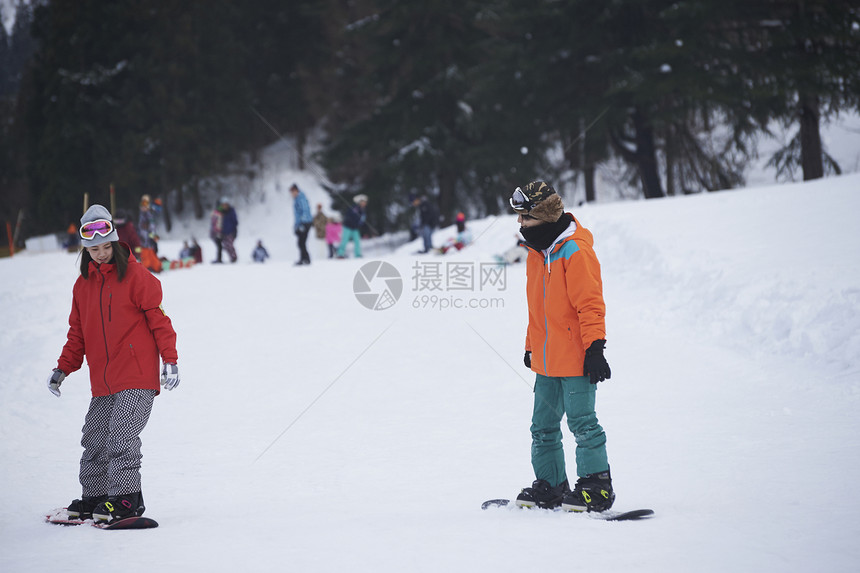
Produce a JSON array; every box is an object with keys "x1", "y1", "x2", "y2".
[{"x1": 509, "y1": 187, "x2": 534, "y2": 214}]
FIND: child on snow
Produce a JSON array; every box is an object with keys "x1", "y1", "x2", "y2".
[
  {"x1": 509, "y1": 181, "x2": 615, "y2": 513},
  {"x1": 438, "y1": 212, "x2": 473, "y2": 254},
  {"x1": 326, "y1": 212, "x2": 343, "y2": 259},
  {"x1": 252, "y1": 240, "x2": 270, "y2": 263},
  {"x1": 495, "y1": 234, "x2": 529, "y2": 265},
  {"x1": 47, "y1": 204, "x2": 180, "y2": 524}
]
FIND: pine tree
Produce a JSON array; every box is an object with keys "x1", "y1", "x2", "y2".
[
  {"x1": 238, "y1": 0, "x2": 330, "y2": 166},
  {"x1": 751, "y1": 0, "x2": 860, "y2": 181},
  {"x1": 24, "y1": 1, "x2": 261, "y2": 231}
]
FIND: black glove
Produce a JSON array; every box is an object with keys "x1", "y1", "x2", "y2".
[
  {"x1": 523, "y1": 351, "x2": 531, "y2": 369},
  {"x1": 583, "y1": 339, "x2": 611, "y2": 384}
]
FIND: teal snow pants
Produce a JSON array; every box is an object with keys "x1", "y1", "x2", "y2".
[
  {"x1": 530, "y1": 374, "x2": 609, "y2": 488},
  {"x1": 337, "y1": 227, "x2": 362, "y2": 258}
]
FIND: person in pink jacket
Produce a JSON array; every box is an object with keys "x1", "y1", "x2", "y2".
[
  {"x1": 47, "y1": 204, "x2": 180, "y2": 524},
  {"x1": 325, "y1": 212, "x2": 343, "y2": 259}
]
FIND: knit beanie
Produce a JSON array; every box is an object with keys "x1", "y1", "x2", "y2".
[{"x1": 80, "y1": 204, "x2": 118, "y2": 247}]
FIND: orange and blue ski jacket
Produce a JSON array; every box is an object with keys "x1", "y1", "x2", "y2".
[
  {"x1": 57, "y1": 247, "x2": 178, "y2": 397},
  {"x1": 524, "y1": 215, "x2": 606, "y2": 377}
]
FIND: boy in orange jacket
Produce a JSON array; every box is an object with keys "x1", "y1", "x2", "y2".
[{"x1": 510, "y1": 181, "x2": 614, "y2": 513}]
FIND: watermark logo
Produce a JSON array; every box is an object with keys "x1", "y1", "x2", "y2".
[
  {"x1": 411, "y1": 261, "x2": 507, "y2": 292},
  {"x1": 410, "y1": 261, "x2": 508, "y2": 311},
  {"x1": 353, "y1": 261, "x2": 403, "y2": 310},
  {"x1": 354, "y1": 259, "x2": 509, "y2": 311}
]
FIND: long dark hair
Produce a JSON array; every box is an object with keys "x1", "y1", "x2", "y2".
[{"x1": 80, "y1": 242, "x2": 129, "y2": 281}]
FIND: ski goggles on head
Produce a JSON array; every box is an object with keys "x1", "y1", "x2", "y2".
[
  {"x1": 509, "y1": 187, "x2": 534, "y2": 214},
  {"x1": 79, "y1": 219, "x2": 114, "y2": 240}
]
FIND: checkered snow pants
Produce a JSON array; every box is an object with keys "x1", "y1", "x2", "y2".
[{"x1": 79, "y1": 389, "x2": 156, "y2": 497}]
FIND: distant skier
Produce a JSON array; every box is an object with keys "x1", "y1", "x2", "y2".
[
  {"x1": 325, "y1": 212, "x2": 343, "y2": 259},
  {"x1": 290, "y1": 183, "x2": 313, "y2": 265},
  {"x1": 218, "y1": 197, "x2": 239, "y2": 263},
  {"x1": 410, "y1": 194, "x2": 439, "y2": 253},
  {"x1": 312, "y1": 203, "x2": 328, "y2": 258},
  {"x1": 438, "y1": 212, "x2": 473, "y2": 254},
  {"x1": 209, "y1": 200, "x2": 223, "y2": 263},
  {"x1": 337, "y1": 194, "x2": 368, "y2": 258},
  {"x1": 509, "y1": 181, "x2": 615, "y2": 513},
  {"x1": 190, "y1": 238, "x2": 203, "y2": 264},
  {"x1": 137, "y1": 195, "x2": 157, "y2": 251},
  {"x1": 113, "y1": 209, "x2": 141, "y2": 259},
  {"x1": 252, "y1": 240, "x2": 270, "y2": 263},
  {"x1": 494, "y1": 233, "x2": 528, "y2": 265},
  {"x1": 46, "y1": 204, "x2": 180, "y2": 524}
]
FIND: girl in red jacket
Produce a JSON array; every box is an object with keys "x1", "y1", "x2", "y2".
[{"x1": 47, "y1": 204, "x2": 180, "y2": 524}]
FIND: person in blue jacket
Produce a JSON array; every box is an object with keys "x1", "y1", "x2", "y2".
[
  {"x1": 252, "y1": 240, "x2": 270, "y2": 263},
  {"x1": 290, "y1": 183, "x2": 313, "y2": 265},
  {"x1": 218, "y1": 198, "x2": 239, "y2": 263}
]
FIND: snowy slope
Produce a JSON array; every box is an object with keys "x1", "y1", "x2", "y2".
[{"x1": 2, "y1": 173, "x2": 860, "y2": 573}]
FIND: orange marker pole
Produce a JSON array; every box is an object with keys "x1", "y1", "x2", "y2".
[{"x1": 6, "y1": 221, "x2": 13, "y2": 257}]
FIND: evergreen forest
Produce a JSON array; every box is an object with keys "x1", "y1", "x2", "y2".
[{"x1": 1, "y1": 0, "x2": 858, "y2": 236}]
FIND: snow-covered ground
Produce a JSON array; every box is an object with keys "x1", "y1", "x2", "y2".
[{"x1": 2, "y1": 167, "x2": 860, "y2": 572}]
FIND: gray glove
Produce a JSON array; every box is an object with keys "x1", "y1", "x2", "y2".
[
  {"x1": 161, "y1": 363, "x2": 180, "y2": 391},
  {"x1": 47, "y1": 369, "x2": 65, "y2": 397}
]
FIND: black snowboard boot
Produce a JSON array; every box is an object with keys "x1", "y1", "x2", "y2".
[
  {"x1": 515, "y1": 479, "x2": 570, "y2": 509},
  {"x1": 92, "y1": 492, "x2": 145, "y2": 523},
  {"x1": 67, "y1": 496, "x2": 106, "y2": 520},
  {"x1": 561, "y1": 470, "x2": 615, "y2": 512}
]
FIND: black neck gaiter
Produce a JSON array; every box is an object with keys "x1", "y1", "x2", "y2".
[{"x1": 520, "y1": 213, "x2": 573, "y2": 251}]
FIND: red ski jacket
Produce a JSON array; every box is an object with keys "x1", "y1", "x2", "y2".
[{"x1": 57, "y1": 247, "x2": 178, "y2": 396}]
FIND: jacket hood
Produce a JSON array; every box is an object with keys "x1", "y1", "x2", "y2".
[
  {"x1": 568, "y1": 215, "x2": 593, "y2": 249},
  {"x1": 547, "y1": 216, "x2": 578, "y2": 253}
]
